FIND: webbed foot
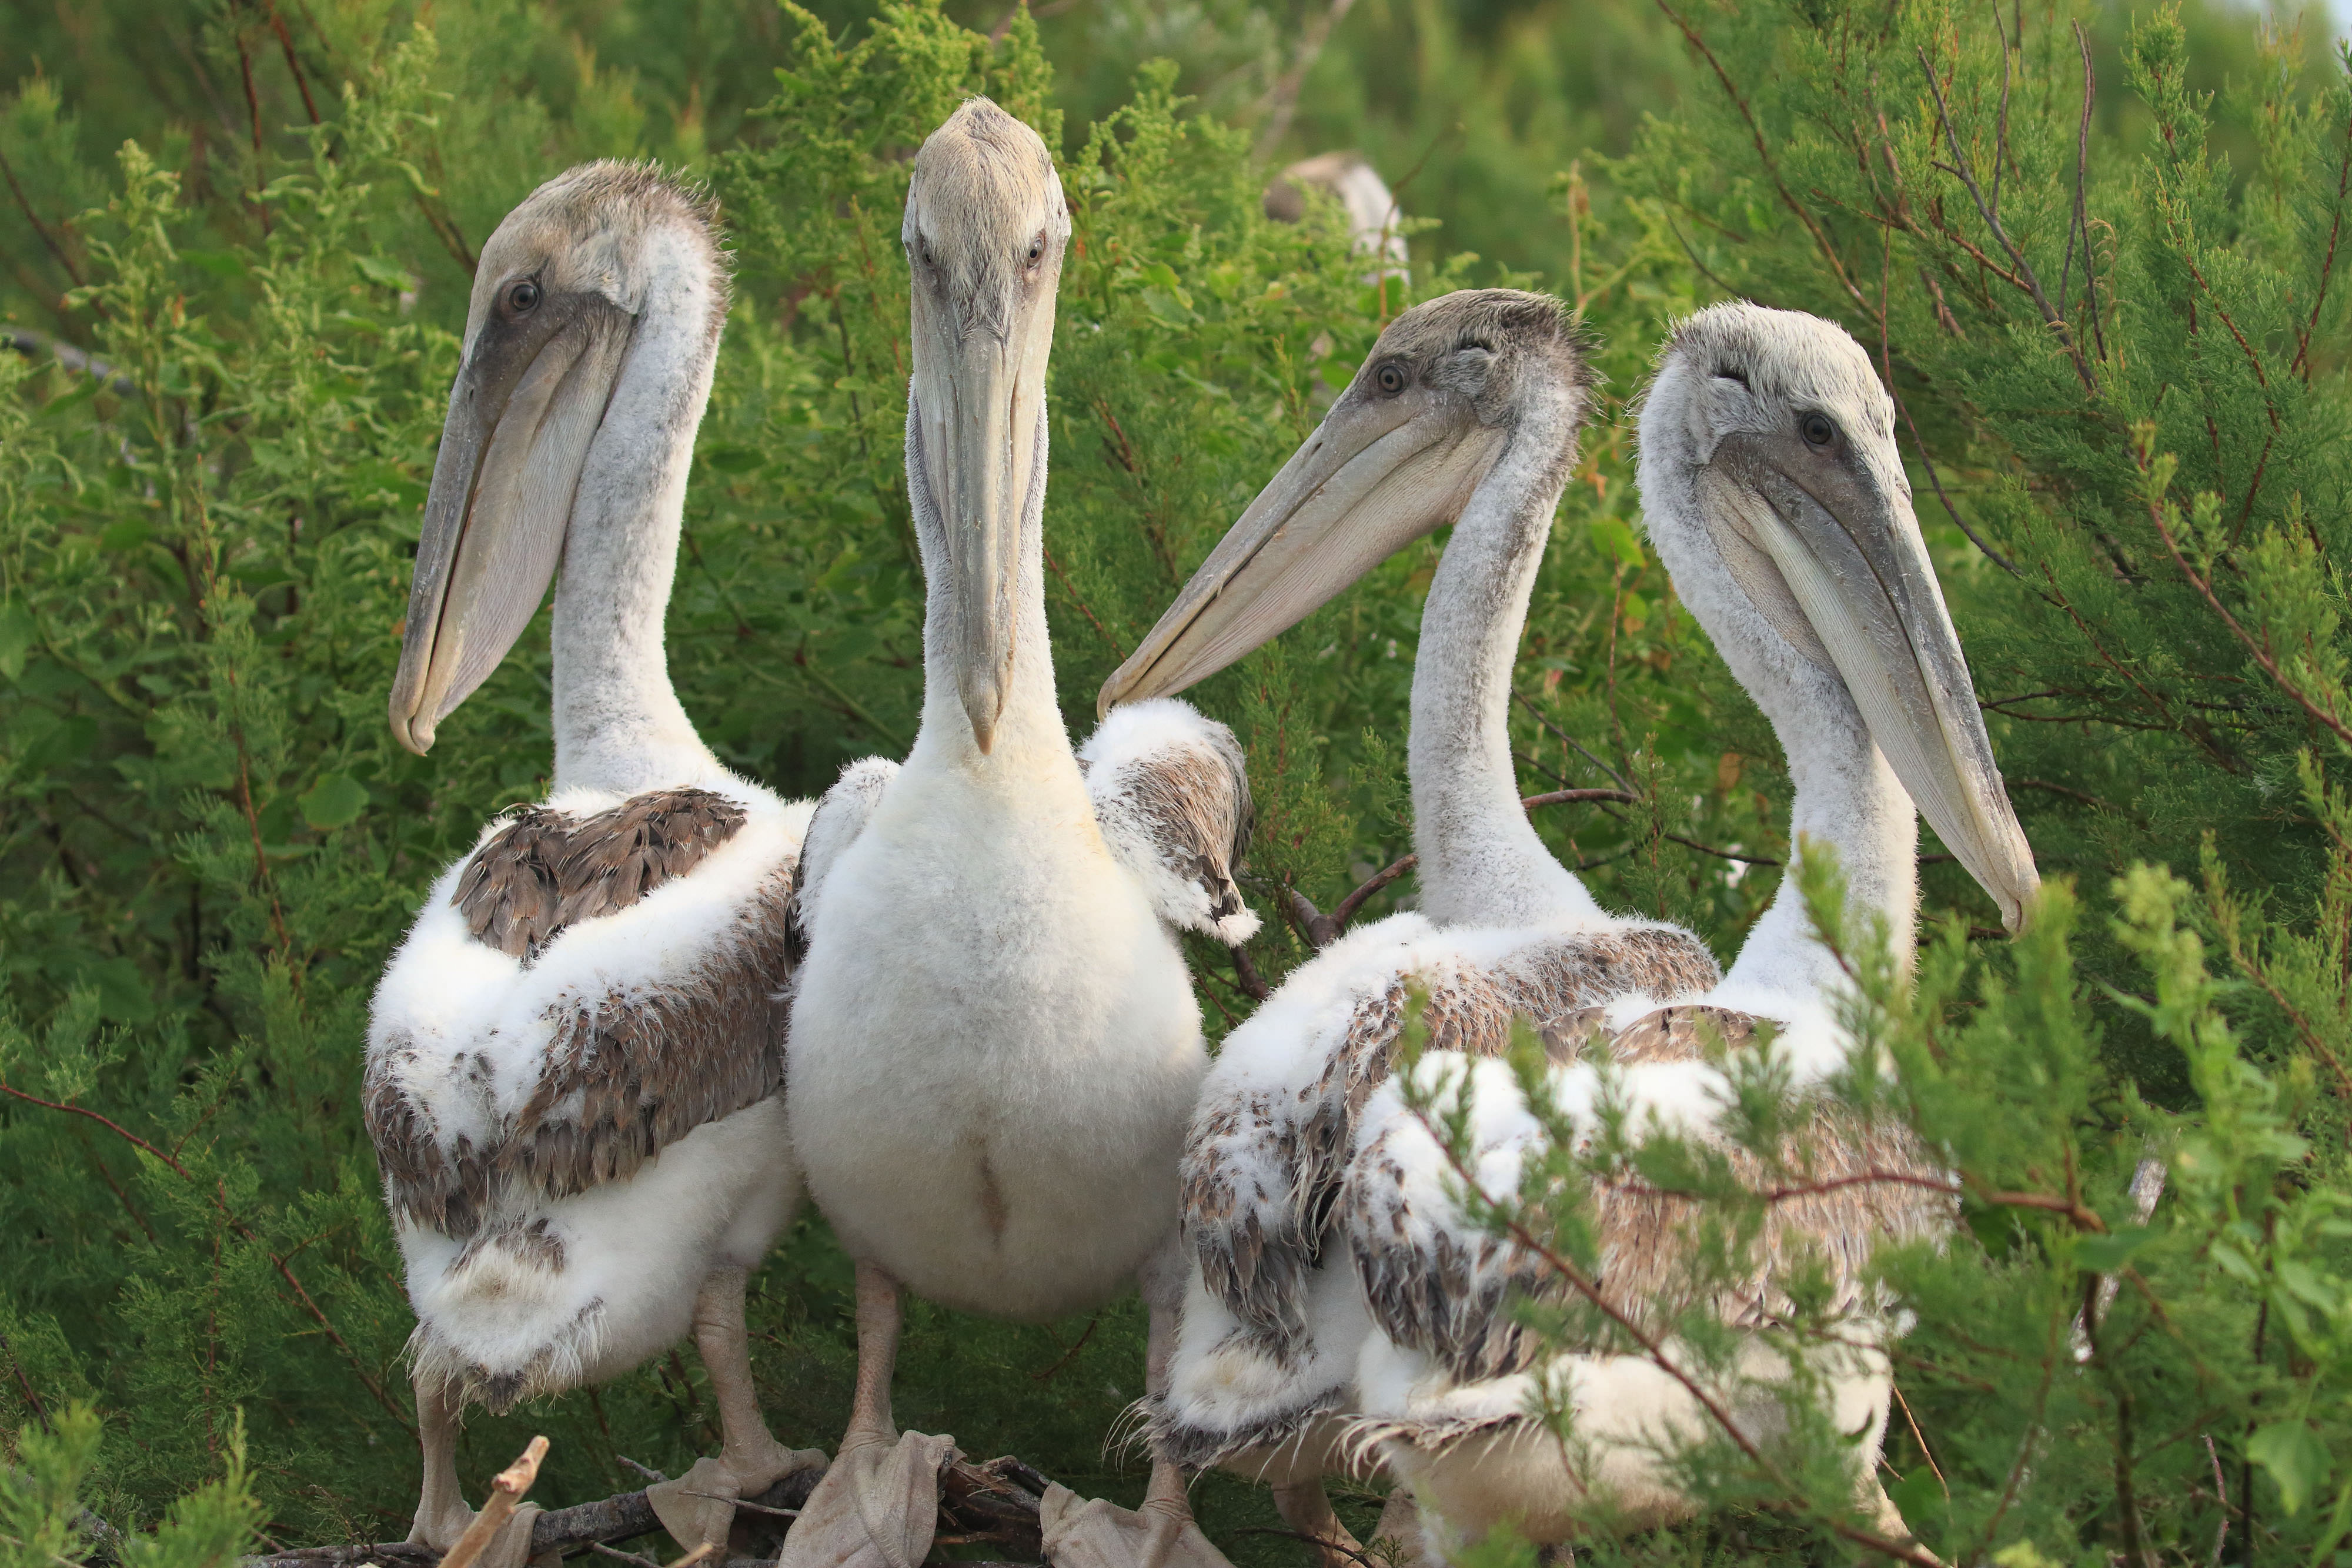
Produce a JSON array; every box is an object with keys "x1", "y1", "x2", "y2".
[
  {"x1": 773, "y1": 1429, "x2": 956, "y2": 1568},
  {"x1": 1039, "y1": 1483, "x2": 1235, "y2": 1568},
  {"x1": 406, "y1": 1499, "x2": 547, "y2": 1568},
  {"x1": 647, "y1": 1445, "x2": 832, "y2": 1555}
]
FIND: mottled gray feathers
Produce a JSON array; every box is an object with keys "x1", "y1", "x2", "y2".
[
  {"x1": 1345, "y1": 1003, "x2": 1952, "y2": 1388},
  {"x1": 1185, "y1": 928, "x2": 1722, "y2": 1364}
]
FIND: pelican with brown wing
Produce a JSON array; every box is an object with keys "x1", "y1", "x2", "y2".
[
  {"x1": 1097, "y1": 290, "x2": 1721, "y2": 1564},
  {"x1": 368, "y1": 163, "x2": 824, "y2": 1568}
]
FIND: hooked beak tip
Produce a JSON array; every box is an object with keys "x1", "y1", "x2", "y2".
[
  {"x1": 391, "y1": 705, "x2": 435, "y2": 757},
  {"x1": 961, "y1": 681, "x2": 1004, "y2": 755}
]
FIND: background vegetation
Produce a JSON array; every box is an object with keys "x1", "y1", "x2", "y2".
[{"x1": 1, "y1": 0, "x2": 2348, "y2": 1564}]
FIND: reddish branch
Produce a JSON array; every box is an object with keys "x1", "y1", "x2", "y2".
[
  {"x1": 0, "y1": 1079, "x2": 409, "y2": 1431},
  {"x1": 1653, "y1": 0, "x2": 1868, "y2": 308},
  {"x1": 2293, "y1": 95, "x2": 2352, "y2": 380},
  {"x1": 2142, "y1": 474, "x2": 2352, "y2": 753}
]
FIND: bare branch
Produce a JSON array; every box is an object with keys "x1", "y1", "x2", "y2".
[{"x1": 1916, "y1": 46, "x2": 2095, "y2": 393}]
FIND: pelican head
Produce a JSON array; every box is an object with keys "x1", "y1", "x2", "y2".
[
  {"x1": 904, "y1": 98, "x2": 1070, "y2": 754},
  {"x1": 1638, "y1": 301, "x2": 2037, "y2": 929},
  {"x1": 390, "y1": 162, "x2": 725, "y2": 755},
  {"x1": 1098, "y1": 289, "x2": 1587, "y2": 714}
]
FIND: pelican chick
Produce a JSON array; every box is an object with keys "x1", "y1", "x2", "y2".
[
  {"x1": 1099, "y1": 290, "x2": 1720, "y2": 1564},
  {"x1": 368, "y1": 163, "x2": 824, "y2": 1567},
  {"x1": 780, "y1": 99, "x2": 1255, "y2": 1568}
]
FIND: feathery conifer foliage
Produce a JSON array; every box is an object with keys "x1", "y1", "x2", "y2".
[
  {"x1": 1374, "y1": 4, "x2": 2352, "y2": 1567},
  {"x1": 5, "y1": 0, "x2": 2347, "y2": 1563}
]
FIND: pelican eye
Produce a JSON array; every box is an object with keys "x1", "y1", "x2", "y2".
[
  {"x1": 1374, "y1": 361, "x2": 1408, "y2": 396},
  {"x1": 506, "y1": 279, "x2": 542, "y2": 313},
  {"x1": 1799, "y1": 410, "x2": 1837, "y2": 447}
]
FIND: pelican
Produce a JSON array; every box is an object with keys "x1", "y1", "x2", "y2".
[
  {"x1": 1337, "y1": 302, "x2": 2040, "y2": 1559},
  {"x1": 780, "y1": 99, "x2": 1256, "y2": 1568},
  {"x1": 368, "y1": 163, "x2": 824, "y2": 1568},
  {"x1": 1097, "y1": 290, "x2": 1721, "y2": 1563},
  {"x1": 1264, "y1": 152, "x2": 1410, "y2": 276}
]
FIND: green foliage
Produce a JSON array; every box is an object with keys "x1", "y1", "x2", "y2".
[
  {"x1": 0, "y1": 0, "x2": 1765, "y2": 1552},
  {"x1": 5, "y1": 0, "x2": 2348, "y2": 1563},
  {"x1": 1401, "y1": 845, "x2": 2352, "y2": 1566}
]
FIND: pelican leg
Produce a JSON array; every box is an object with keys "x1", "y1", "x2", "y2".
[
  {"x1": 407, "y1": 1369, "x2": 475, "y2": 1552},
  {"x1": 1040, "y1": 1241, "x2": 1235, "y2": 1568},
  {"x1": 1370, "y1": 1489, "x2": 1429, "y2": 1568},
  {"x1": 648, "y1": 1266, "x2": 833, "y2": 1553},
  {"x1": 775, "y1": 1262, "x2": 956, "y2": 1568},
  {"x1": 1272, "y1": 1479, "x2": 1368, "y2": 1568},
  {"x1": 406, "y1": 1369, "x2": 544, "y2": 1568}
]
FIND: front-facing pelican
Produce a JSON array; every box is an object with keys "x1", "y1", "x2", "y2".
[
  {"x1": 781, "y1": 99, "x2": 1255, "y2": 1568},
  {"x1": 368, "y1": 165, "x2": 824, "y2": 1567}
]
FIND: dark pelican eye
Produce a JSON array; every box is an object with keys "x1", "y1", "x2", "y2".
[
  {"x1": 1025, "y1": 230, "x2": 1047, "y2": 266},
  {"x1": 1799, "y1": 411, "x2": 1836, "y2": 447},
  {"x1": 1374, "y1": 361, "x2": 1407, "y2": 396},
  {"x1": 506, "y1": 279, "x2": 541, "y2": 313}
]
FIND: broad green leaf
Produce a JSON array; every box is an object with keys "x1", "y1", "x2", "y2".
[
  {"x1": 299, "y1": 772, "x2": 369, "y2": 831},
  {"x1": 2250, "y1": 1420, "x2": 2331, "y2": 1515}
]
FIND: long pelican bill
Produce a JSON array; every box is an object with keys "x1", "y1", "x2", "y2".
[
  {"x1": 389, "y1": 292, "x2": 634, "y2": 755},
  {"x1": 1707, "y1": 432, "x2": 2039, "y2": 930},
  {"x1": 910, "y1": 296, "x2": 1050, "y2": 754},
  {"x1": 1097, "y1": 395, "x2": 1504, "y2": 717}
]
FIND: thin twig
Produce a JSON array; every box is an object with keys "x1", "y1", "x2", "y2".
[
  {"x1": 1657, "y1": 0, "x2": 1867, "y2": 307},
  {"x1": 0, "y1": 1081, "x2": 408, "y2": 1430},
  {"x1": 2144, "y1": 475, "x2": 2352, "y2": 751},
  {"x1": 1916, "y1": 45, "x2": 2093, "y2": 392}
]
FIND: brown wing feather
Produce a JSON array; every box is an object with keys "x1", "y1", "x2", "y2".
[
  {"x1": 1088, "y1": 723, "x2": 1257, "y2": 939},
  {"x1": 372, "y1": 788, "x2": 782, "y2": 1238},
  {"x1": 1187, "y1": 926, "x2": 1720, "y2": 1359},
  {"x1": 1348, "y1": 1003, "x2": 1952, "y2": 1385},
  {"x1": 453, "y1": 788, "x2": 747, "y2": 962}
]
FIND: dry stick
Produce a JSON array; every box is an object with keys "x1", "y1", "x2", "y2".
[
  {"x1": 1915, "y1": 46, "x2": 2094, "y2": 393},
  {"x1": 1875, "y1": 225, "x2": 2022, "y2": 579},
  {"x1": 266, "y1": 4, "x2": 321, "y2": 125},
  {"x1": 1255, "y1": 0, "x2": 1360, "y2": 158},
  {"x1": 235, "y1": 31, "x2": 270, "y2": 239},
  {"x1": 2143, "y1": 484, "x2": 2352, "y2": 752},
  {"x1": 0, "y1": 1079, "x2": 410, "y2": 1430},
  {"x1": 1041, "y1": 546, "x2": 1126, "y2": 660},
  {"x1": 0, "y1": 1332, "x2": 51, "y2": 1432},
  {"x1": 0, "y1": 145, "x2": 95, "y2": 312},
  {"x1": 439, "y1": 1438, "x2": 550, "y2": 1568},
  {"x1": 1890, "y1": 1383, "x2": 1947, "y2": 1501},
  {"x1": 1514, "y1": 688, "x2": 1636, "y2": 795},
  {"x1": 2205, "y1": 1433, "x2": 2230, "y2": 1568},
  {"x1": 5, "y1": 329, "x2": 139, "y2": 394},
  {"x1": 2057, "y1": 24, "x2": 2096, "y2": 355},
  {"x1": 1229, "y1": 942, "x2": 1270, "y2": 1001}
]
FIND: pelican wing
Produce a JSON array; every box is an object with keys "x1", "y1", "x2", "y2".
[
  {"x1": 789, "y1": 756, "x2": 900, "y2": 956},
  {"x1": 366, "y1": 787, "x2": 797, "y2": 1239},
  {"x1": 1345, "y1": 1008, "x2": 1952, "y2": 1386},
  {"x1": 1080, "y1": 698, "x2": 1259, "y2": 943},
  {"x1": 1189, "y1": 924, "x2": 1720, "y2": 1361}
]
